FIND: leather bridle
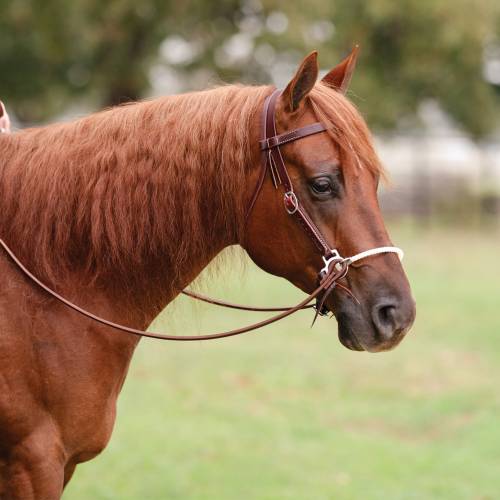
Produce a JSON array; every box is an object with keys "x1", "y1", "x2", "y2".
[
  {"x1": 0, "y1": 89, "x2": 403, "y2": 341},
  {"x1": 185, "y1": 89, "x2": 403, "y2": 322}
]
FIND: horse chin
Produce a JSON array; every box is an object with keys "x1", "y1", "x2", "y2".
[
  {"x1": 336, "y1": 312, "x2": 404, "y2": 353},
  {"x1": 338, "y1": 327, "x2": 365, "y2": 351},
  {"x1": 336, "y1": 315, "x2": 366, "y2": 351}
]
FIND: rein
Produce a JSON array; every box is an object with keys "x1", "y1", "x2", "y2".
[{"x1": 0, "y1": 90, "x2": 403, "y2": 341}]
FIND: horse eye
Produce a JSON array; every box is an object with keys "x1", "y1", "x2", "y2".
[{"x1": 311, "y1": 177, "x2": 333, "y2": 195}]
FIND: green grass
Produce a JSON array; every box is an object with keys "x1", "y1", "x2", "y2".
[{"x1": 64, "y1": 223, "x2": 500, "y2": 500}]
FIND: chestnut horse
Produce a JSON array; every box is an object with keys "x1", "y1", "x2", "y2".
[{"x1": 0, "y1": 49, "x2": 415, "y2": 498}]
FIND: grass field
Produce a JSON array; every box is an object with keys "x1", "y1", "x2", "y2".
[{"x1": 64, "y1": 222, "x2": 500, "y2": 500}]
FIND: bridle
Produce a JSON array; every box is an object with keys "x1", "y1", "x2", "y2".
[
  {"x1": 246, "y1": 89, "x2": 402, "y2": 318},
  {"x1": 185, "y1": 89, "x2": 402, "y2": 322},
  {"x1": 0, "y1": 89, "x2": 403, "y2": 341}
]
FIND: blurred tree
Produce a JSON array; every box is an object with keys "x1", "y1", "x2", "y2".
[
  {"x1": 256, "y1": 0, "x2": 500, "y2": 138},
  {"x1": 0, "y1": 0, "x2": 249, "y2": 122},
  {"x1": 0, "y1": 0, "x2": 499, "y2": 137}
]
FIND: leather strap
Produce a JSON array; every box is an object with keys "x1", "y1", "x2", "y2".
[
  {"x1": 259, "y1": 89, "x2": 334, "y2": 258},
  {"x1": 259, "y1": 122, "x2": 326, "y2": 151},
  {"x1": 181, "y1": 290, "x2": 314, "y2": 312},
  {"x1": 0, "y1": 237, "x2": 344, "y2": 341}
]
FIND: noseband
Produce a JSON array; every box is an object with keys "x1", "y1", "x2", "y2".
[{"x1": 0, "y1": 89, "x2": 403, "y2": 341}]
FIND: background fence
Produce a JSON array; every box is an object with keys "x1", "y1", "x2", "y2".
[{"x1": 378, "y1": 132, "x2": 500, "y2": 225}]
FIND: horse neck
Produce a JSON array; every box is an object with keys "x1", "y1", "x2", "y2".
[{"x1": 0, "y1": 87, "x2": 266, "y2": 327}]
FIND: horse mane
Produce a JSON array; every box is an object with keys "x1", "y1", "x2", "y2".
[
  {"x1": 0, "y1": 85, "x2": 271, "y2": 289},
  {"x1": 0, "y1": 81, "x2": 382, "y2": 298}
]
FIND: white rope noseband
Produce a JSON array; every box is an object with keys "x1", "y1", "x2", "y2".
[
  {"x1": 346, "y1": 246, "x2": 404, "y2": 264},
  {"x1": 321, "y1": 246, "x2": 403, "y2": 276}
]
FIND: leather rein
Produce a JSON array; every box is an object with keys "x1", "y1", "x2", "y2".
[{"x1": 0, "y1": 90, "x2": 403, "y2": 341}]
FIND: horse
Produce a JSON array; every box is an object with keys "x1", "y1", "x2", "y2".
[{"x1": 0, "y1": 48, "x2": 415, "y2": 498}]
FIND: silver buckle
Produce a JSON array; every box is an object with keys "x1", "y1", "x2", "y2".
[
  {"x1": 320, "y1": 250, "x2": 346, "y2": 276},
  {"x1": 283, "y1": 191, "x2": 299, "y2": 214}
]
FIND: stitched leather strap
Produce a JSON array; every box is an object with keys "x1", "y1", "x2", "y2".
[{"x1": 259, "y1": 122, "x2": 326, "y2": 151}]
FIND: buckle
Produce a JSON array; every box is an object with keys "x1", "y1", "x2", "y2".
[
  {"x1": 283, "y1": 191, "x2": 299, "y2": 214},
  {"x1": 259, "y1": 137, "x2": 278, "y2": 151},
  {"x1": 320, "y1": 250, "x2": 344, "y2": 276}
]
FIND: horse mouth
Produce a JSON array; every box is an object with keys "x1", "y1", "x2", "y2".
[{"x1": 338, "y1": 328, "x2": 364, "y2": 351}]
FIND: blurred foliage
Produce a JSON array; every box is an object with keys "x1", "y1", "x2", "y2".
[{"x1": 0, "y1": 0, "x2": 499, "y2": 137}]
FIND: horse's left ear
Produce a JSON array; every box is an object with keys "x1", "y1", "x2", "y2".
[
  {"x1": 321, "y1": 45, "x2": 360, "y2": 94},
  {"x1": 282, "y1": 51, "x2": 319, "y2": 113}
]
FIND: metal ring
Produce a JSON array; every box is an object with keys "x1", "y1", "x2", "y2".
[
  {"x1": 284, "y1": 191, "x2": 299, "y2": 214},
  {"x1": 320, "y1": 250, "x2": 346, "y2": 276}
]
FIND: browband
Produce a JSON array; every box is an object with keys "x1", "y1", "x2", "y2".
[{"x1": 259, "y1": 122, "x2": 327, "y2": 151}]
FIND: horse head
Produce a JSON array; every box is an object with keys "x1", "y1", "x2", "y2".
[{"x1": 245, "y1": 49, "x2": 416, "y2": 352}]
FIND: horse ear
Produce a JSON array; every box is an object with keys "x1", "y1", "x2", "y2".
[
  {"x1": 321, "y1": 45, "x2": 359, "y2": 94},
  {"x1": 282, "y1": 51, "x2": 319, "y2": 113}
]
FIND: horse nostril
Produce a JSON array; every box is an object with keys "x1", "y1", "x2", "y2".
[
  {"x1": 372, "y1": 302, "x2": 401, "y2": 340},
  {"x1": 379, "y1": 304, "x2": 396, "y2": 324}
]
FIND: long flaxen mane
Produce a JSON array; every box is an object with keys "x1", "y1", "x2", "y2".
[{"x1": 0, "y1": 82, "x2": 382, "y2": 295}]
